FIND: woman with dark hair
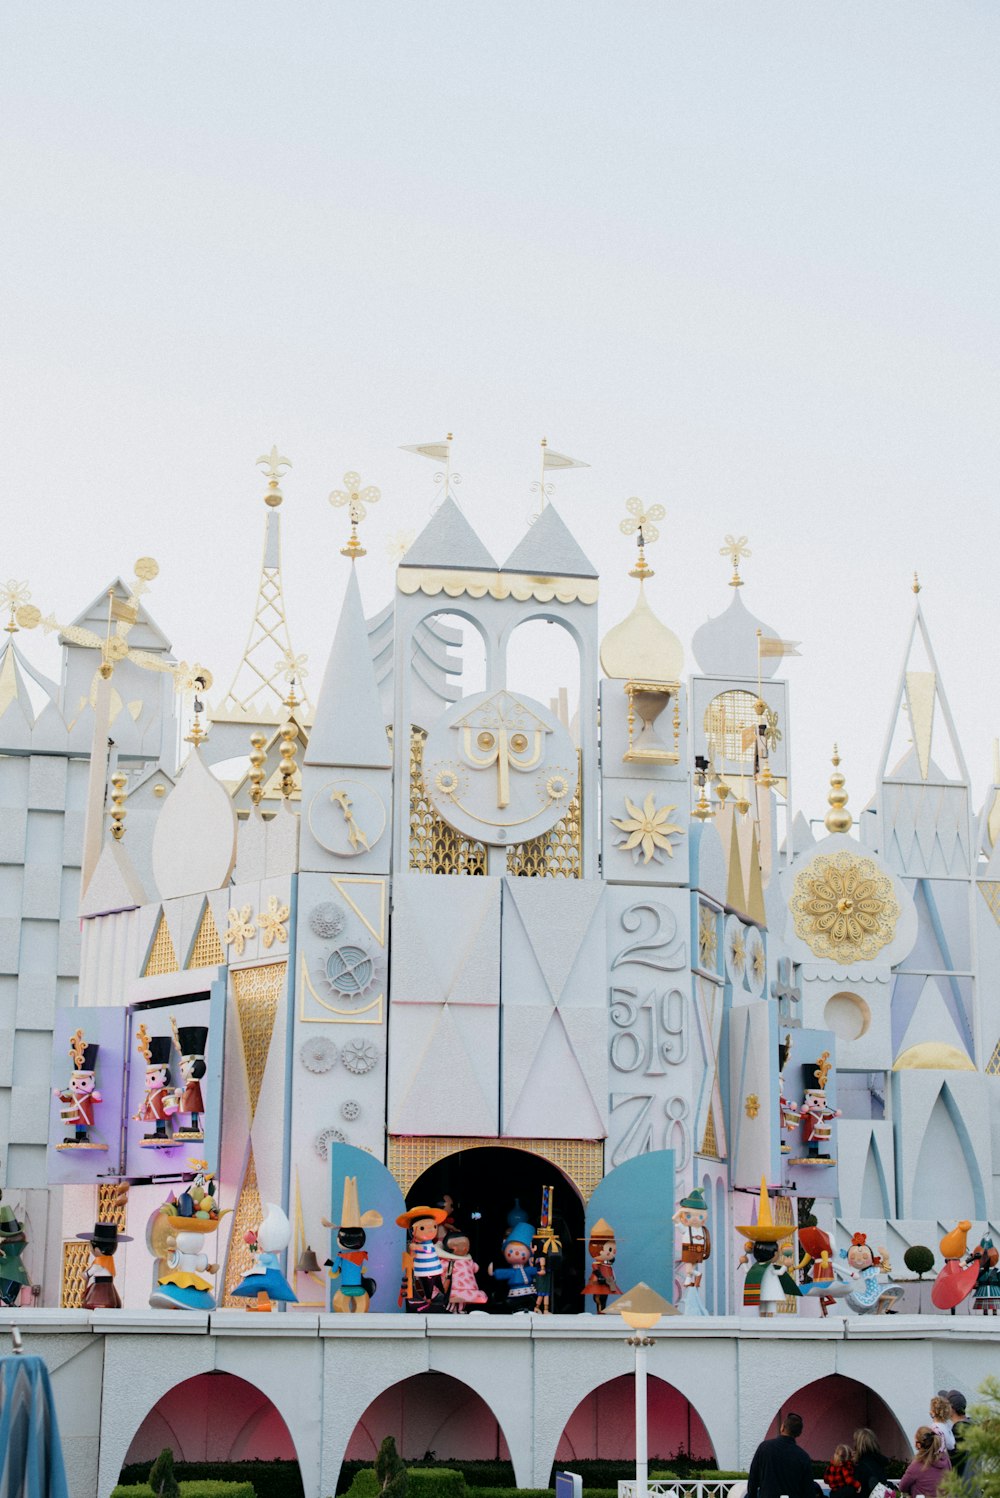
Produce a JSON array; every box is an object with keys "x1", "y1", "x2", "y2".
[
  {"x1": 899, "y1": 1427, "x2": 950, "y2": 1496},
  {"x1": 852, "y1": 1428, "x2": 888, "y2": 1498}
]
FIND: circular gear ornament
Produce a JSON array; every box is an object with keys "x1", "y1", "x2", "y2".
[
  {"x1": 308, "y1": 779, "x2": 386, "y2": 857},
  {"x1": 310, "y1": 901, "x2": 346, "y2": 940},
  {"x1": 314, "y1": 1126, "x2": 348, "y2": 1161},
  {"x1": 341, "y1": 1099, "x2": 360, "y2": 1121},
  {"x1": 422, "y1": 687, "x2": 578, "y2": 846},
  {"x1": 300, "y1": 1037, "x2": 339, "y2": 1074},
  {"x1": 341, "y1": 1037, "x2": 378, "y2": 1075},
  {"x1": 324, "y1": 946, "x2": 376, "y2": 1000}
]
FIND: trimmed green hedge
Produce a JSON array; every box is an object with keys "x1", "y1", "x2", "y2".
[
  {"x1": 111, "y1": 1485, "x2": 255, "y2": 1498},
  {"x1": 120, "y1": 1462, "x2": 302, "y2": 1498},
  {"x1": 345, "y1": 1470, "x2": 468, "y2": 1498}
]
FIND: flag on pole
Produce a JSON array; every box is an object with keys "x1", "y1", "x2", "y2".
[
  {"x1": 758, "y1": 637, "x2": 801, "y2": 659},
  {"x1": 400, "y1": 438, "x2": 451, "y2": 462},
  {"x1": 542, "y1": 447, "x2": 589, "y2": 471},
  {"x1": 110, "y1": 598, "x2": 138, "y2": 625}
]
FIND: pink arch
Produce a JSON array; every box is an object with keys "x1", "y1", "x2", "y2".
[
  {"x1": 766, "y1": 1373, "x2": 910, "y2": 1461},
  {"x1": 557, "y1": 1373, "x2": 716, "y2": 1464},
  {"x1": 125, "y1": 1371, "x2": 297, "y2": 1467},
  {"x1": 346, "y1": 1372, "x2": 513, "y2": 1463}
]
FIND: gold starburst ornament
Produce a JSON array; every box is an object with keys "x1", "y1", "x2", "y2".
[
  {"x1": 611, "y1": 792, "x2": 684, "y2": 865},
  {"x1": 790, "y1": 851, "x2": 899, "y2": 962}
]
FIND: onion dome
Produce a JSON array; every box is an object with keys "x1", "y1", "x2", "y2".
[
  {"x1": 600, "y1": 581, "x2": 684, "y2": 683},
  {"x1": 692, "y1": 590, "x2": 781, "y2": 679}
]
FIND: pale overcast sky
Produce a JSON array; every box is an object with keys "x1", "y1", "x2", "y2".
[{"x1": 3, "y1": 3, "x2": 998, "y2": 823}]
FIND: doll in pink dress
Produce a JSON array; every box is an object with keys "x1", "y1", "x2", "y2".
[{"x1": 439, "y1": 1229, "x2": 487, "y2": 1313}]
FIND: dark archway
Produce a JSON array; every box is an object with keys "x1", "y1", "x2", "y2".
[
  {"x1": 124, "y1": 1371, "x2": 297, "y2": 1465},
  {"x1": 556, "y1": 1373, "x2": 716, "y2": 1463},
  {"x1": 408, "y1": 1144, "x2": 586, "y2": 1311},
  {"x1": 345, "y1": 1371, "x2": 512, "y2": 1462},
  {"x1": 766, "y1": 1374, "x2": 910, "y2": 1461}
]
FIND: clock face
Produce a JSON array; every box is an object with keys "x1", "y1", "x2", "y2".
[
  {"x1": 308, "y1": 779, "x2": 386, "y2": 857},
  {"x1": 422, "y1": 687, "x2": 578, "y2": 846}
]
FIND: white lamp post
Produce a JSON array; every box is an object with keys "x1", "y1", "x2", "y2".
[{"x1": 610, "y1": 1283, "x2": 675, "y2": 1498}]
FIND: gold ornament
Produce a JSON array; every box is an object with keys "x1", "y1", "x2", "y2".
[
  {"x1": 698, "y1": 905, "x2": 718, "y2": 966},
  {"x1": 258, "y1": 894, "x2": 290, "y2": 950},
  {"x1": 611, "y1": 792, "x2": 684, "y2": 864},
  {"x1": 728, "y1": 926, "x2": 746, "y2": 974},
  {"x1": 745, "y1": 1094, "x2": 760, "y2": 1119},
  {"x1": 257, "y1": 446, "x2": 291, "y2": 507},
  {"x1": 720, "y1": 534, "x2": 751, "y2": 587},
  {"x1": 825, "y1": 744, "x2": 852, "y2": 834},
  {"x1": 620, "y1": 497, "x2": 665, "y2": 581},
  {"x1": 224, "y1": 904, "x2": 257, "y2": 957},
  {"x1": 248, "y1": 732, "x2": 267, "y2": 807},
  {"x1": 329, "y1": 470, "x2": 381, "y2": 559},
  {"x1": 791, "y1": 851, "x2": 899, "y2": 962},
  {"x1": 109, "y1": 771, "x2": 128, "y2": 841}
]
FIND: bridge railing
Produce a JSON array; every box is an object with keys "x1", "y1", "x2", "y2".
[{"x1": 617, "y1": 1483, "x2": 748, "y2": 1498}]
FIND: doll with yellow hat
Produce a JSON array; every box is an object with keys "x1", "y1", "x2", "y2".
[
  {"x1": 323, "y1": 1176, "x2": 383, "y2": 1313},
  {"x1": 736, "y1": 1177, "x2": 801, "y2": 1316},
  {"x1": 396, "y1": 1203, "x2": 449, "y2": 1313}
]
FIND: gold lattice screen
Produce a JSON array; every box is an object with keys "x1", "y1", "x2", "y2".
[
  {"x1": 61, "y1": 1182, "x2": 130, "y2": 1307},
  {"x1": 387, "y1": 1135, "x2": 604, "y2": 1203}
]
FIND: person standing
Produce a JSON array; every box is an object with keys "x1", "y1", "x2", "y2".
[
  {"x1": 943, "y1": 1390, "x2": 971, "y2": 1475},
  {"x1": 747, "y1": 1413, "x2": 823, "y2": 1498},
  {"x1": 899, "y1": 1427, "x2": 950, "y2": 1496},
  {"x1": 852, "y1": 1428, "x2": 889, "y2": 1498}
]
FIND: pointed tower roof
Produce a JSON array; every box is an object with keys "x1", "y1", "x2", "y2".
[
  {"x1": 214, "y1": 450, "x2": 310, "y2": 724},
  {"x1": 305, "y1": 567, "x2": 391, "y2": 768},
  {"x1": 502, "y1": 503, "x2": 597, "y2": 578},
  {"x1": 878, "y1": 585, "x2": 968, "y2": 785},
  {"x1": 398, "y1": 495, "x2": 498, "y2": 572},
  {"x1": 0, "y1": 638, "x2": 44, "y2": 726}
]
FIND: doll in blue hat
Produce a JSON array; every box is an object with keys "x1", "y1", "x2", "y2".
[{"x1": 489, "y1": 1220, "x2": 539, "y2": 1313}]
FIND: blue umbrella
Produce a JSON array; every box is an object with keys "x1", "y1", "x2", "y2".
[{"x1": 0, "y1": 1329, "x2": 70, "y2": 1498}]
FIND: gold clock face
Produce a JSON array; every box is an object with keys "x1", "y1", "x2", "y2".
[
  {"x1": 423, "y1": 687, "x2": 578, "y2": 846},
  {"x1": 308, "y1": 780, "x2": 386, "y2": 857}
]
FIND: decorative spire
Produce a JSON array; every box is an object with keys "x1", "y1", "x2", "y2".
[
  {"x1": 278, "y1": 684, "x2": 300, "y2": 800},
  {"x1": 257, "y1": 446, "x2": 291, "y2": 507},
  {"x1": 184, "y1": 672, "x2": 211, "y2": 747},
  {"x1": 248, "y1": 732, "x2": 266, "y2": 807},
  {"x1": 0, "y1": 580, "x2": 32, "y2": 635},
  {"x1": 329, "y1": 470, "x2": 381, "y2": 560},
  {"x1": 720, "y1": 534, "x2": 751, "y2": 588},
  {"x1": 620, "y1": 498, "x2": 665, "y2": 581},
  {"x1": 825, "y1": 744, "x2": 852, "y2": 833},
  {"x1": 109, "y1": 771, "x2": 128, "y2": 840},
  {"x1": 912, "y1": 571, "x2": 921, "y2": 595}
]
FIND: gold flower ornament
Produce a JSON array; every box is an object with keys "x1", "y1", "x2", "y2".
[
  {"x1": 612, "y1": 792, "x2": 684, "y2": 865},
  {"x1": 790, "y1": 850, "x2": 898, "y2": 962}
]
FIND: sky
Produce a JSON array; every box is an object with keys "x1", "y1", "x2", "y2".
[{"x1": 3, "y1": 2, "x2": 999, "y2": 823}]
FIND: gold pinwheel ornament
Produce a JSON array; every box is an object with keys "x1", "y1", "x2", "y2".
[
  {"x1": 611, "y1": 792, "x2": 684, "y2": 864},
  {"x1": 620, "y1": 497, "x2": 665, "y2": 580},
  {"x1": 329, "y1": 471, "x2": 381, "y2": 559}
]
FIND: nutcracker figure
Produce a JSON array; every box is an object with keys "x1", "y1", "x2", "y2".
[
  {"x1": 797, "y1": 1054, "x2": 841, "y2": 1160},
  {"x1": 134, "y1": 1023, "x2": 179, "y2": 1145},
  {"x1": 673, "y1": 1186, "x2": 711, "y2": 1314},
  {"x1": 581, "y1": 1218, "x2": 621, "y2": 1314},
  {"x1": 170, "y1": 1018, "x2": 208, "y2": 1140},
  {"x1": 736, "y1": 1177, "x2": 800, "y2": 1317},
  {"x1": 323, "y1": 1175, "x2": 383, "y2": 1313},
  {"x1": 396, "y1": 1205, "x2": 449, "y2": 1312},
  {"x1": 77, "y1": 1220, "x2": 132, "y2": 1309},
  {"x1": 54, "y1": 1029, "x2": 105, "y2": 1150}
]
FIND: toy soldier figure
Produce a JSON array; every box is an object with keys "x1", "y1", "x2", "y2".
[
  {"x1": 171, "y1": 1018, "x2": 208, "y2": 1139},
  {"x1": 134, "y1": 1023, "x2": 178, "y2": 1144},
  {"x1": 54, "y1": 1029, "x2": 103, "y2": 1148},
  {"x1": 799, "y1": 1054, "x2": 841, "y2": 1160}
]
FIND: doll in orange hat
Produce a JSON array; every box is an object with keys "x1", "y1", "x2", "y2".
[
  {"x1": 582, "y1": 1218, "x2": 621, "y2": 1314},
  {"x1": 396, "y1": 1204, "x2": 449, "y2": 1313}
]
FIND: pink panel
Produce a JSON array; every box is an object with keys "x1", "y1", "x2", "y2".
[
  {"x1": 765, "y1": 1375, "x2": 910, "y2": 1462},
  {"x1": 557, "y1": 1375, "x2": 715, "y2": 1463},
  {"x1": 125, "y1": 1373, "x2": 296, "y2": 1465},
  {"x1": 346, "y1": 1374, "x2": 509, "y2": 1462}
]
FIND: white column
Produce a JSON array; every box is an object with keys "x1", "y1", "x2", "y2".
[{"x1": 635, "y1": 1338, "x2": 648, "y2": 1498}]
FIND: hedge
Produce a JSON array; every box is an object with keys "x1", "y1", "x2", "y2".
[
  {"x1": 110, "y1": 1485, "x2": 255, "y2": 1498},
  {"x1": 119, "y1": 1462, "x2": 302, "y2": 1498},
  {"x1": 345, "y1": 1470, "x2": 468, "y2": 1498}
]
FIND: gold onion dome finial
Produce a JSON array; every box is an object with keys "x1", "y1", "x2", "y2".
[
  {"x1": 721, "y1": 534, "x2": 751, "y2": 588},
  {"x1": 257, "y1": 446, "x2": 291, "y2": 508},
  {"x1": 825, "y1": 744, "x2": 852, "y2": 834}
]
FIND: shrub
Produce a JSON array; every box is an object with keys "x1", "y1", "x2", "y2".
[
  {"x1": 120, "y1": 1462, "x2": 300, "y2": 1498},
  {"x1": 904, "y1": 1245, "x2": 935, "y2": 1278},
  {"x1": 346, "y1": 1470, "x2": 466, "y2": 1498},
  {"x1": 943, "y1": 1374, "x2": 1000, "y2": 1497},
  {"x1": 375, "y1": 1439, "x2": 408, "y2": 1498},
  {"x1": 111, "y1": 1485, "x2": 255, "y2": 1498},
  {"x1": 149, "y1": 1450, "x2": 180, "y2": 1498}
]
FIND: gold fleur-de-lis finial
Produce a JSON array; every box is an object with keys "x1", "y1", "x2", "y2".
[
  {"x1": 257, "y1": 447, "x2": 292, "y2": 508},
  {"x1": 720, "y1": 534, "x2": 751, "y2": 587},
  {"x1": 620, "y1": 497, "x2": 666, "y2": 580},
  {"x1": 329, "y1": 470, "x2": 382, "y2": 559}
]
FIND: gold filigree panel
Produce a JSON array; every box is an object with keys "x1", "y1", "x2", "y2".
[
  {"x1": 986, "y1": 1039, "x2": 1000, "y2": 1077},
  {"x1": 60, "y1": 1241, "x2": 90, "y2": 1308},
  {"x1": 507, "y1": 762, "x2": 582, "y2": 878},
  {"x1": 704, "y1": 689, "x2": 780, "y2": 764},
  {"x1": 144, "y1": 912, "x2": 179, "y2": 976},
  {"x1": 223, "y1": 1146, "x2": 262, "y2": 1306},
  {"x1": 790, "y1": 851, "x2": 898, "y2": 962},
  {"x1": 232, "y1": 962, "x2": 283, "y2": 1121},
  {"x1": 188, "y1": 903, "x2": 225, "y2": 968},
  {"x1": 979, "y1": 882, "x2": 1000, "y2": 928},
  {"x1": 409, "y1": 728, "x2": 487, "y2": 875},
  {"x1": 387, "y1": 1134, "x2": 603, "y2": 1203},
  {"x1": 774, "y1": 1194, "x2": 798, "y2": 1315}
]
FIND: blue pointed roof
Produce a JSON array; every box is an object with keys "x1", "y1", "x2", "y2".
[
  {"x1": 398, "y1": 496, "x2": 498, "y2": 572},
  {"x1": 502, "y1": 503, "x2": 597, "y2": 578}
]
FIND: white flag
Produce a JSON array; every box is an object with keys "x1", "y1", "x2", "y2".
[
  {"x1": 400, "y1": 439, "x2": 451, "y2": 462},
  {"x1": 542, "y1": 448, "x2": 589, "y2": 471},
  {"x1": 758, "y1": 636, "x2": 802, "y2": 659}
]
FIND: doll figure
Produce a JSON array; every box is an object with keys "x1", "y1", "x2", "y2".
[
  {"x1": 931, "y1": 1220, "x2": 978, "y2": 1312},
  {"x1": 798, "y1": 1225, "x2": 850, "y2": 1315},
  {"x1": 231, "y1": 1204, "x2": 298, "y2": 1311},
  {"x1": 77, "y1": 1220, "x2": 132, "y2": 1309},
  {"x1": 582, "y1": 1218, "x2": 621, "y2": 1313},
  {"x1": 397, "y1": 1205, "x2": 449, "y2": 1312},
  {"x1": 969, "y1": 1236, "x2": 1000, "y2": 1314},
  {"x1": 0, "y1": 1200, "x2": 30, "y2": 1308},
  {"x1": 323, "y1": 1175, "x2": 383, "y2": 1313},
  {"x1": 170, "y1": 1019, "x2": 208, "y2": 1140},
  {"x1": 440, "y1": 1229, "x2": 488, "y2": 1312},
  {"x1": 532, "y1": 1185, "x2": 563, "y2": 1314},
  {"x1": 839, "y1": 1232, "x2": 903, "y2": 1314},
  {"x1": 134, "y1": 1024, "x2": 179, "y2": 1145},
  {"x1": 736, "y1": 1177, "x2": 801, "y2": 1317},
  {"x1": 673, "y1": 1186, "x2": 711, "y2": 1313},
  {"x1": 148, "y1": 1192, "x2": 226, "y2": 1310},
  {"x1": 798, "y1": 1055, "x2": 841, "y2": 1159},
  {"x1": 54, "y1": 1030, "x2": 104, "y2": 1149},
  {"x1": 490, "y1": 1221, "x2": 540, "y2": 1312}
]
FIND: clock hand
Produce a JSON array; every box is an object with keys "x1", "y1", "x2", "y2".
[{"x1": 330, "y1": 790, "x2": 370, "y2": 851}]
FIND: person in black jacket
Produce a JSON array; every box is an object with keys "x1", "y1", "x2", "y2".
[
  {"x1": 852, "y1": 1427, "x2": 889, "y2": 1498},
  {"x1": 747, "y1": 1413, "x2": 823, "y2": 1498}
]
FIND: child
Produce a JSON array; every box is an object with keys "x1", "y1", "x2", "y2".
[
  {"x1": 929, "y1": 1395, "x2": 955, "y2": 1452},
  {"x1": 899, "y1": 1427, "x2": 950, "y2": 1496},
  {"x1": 824, "y1": 1444, "x2": 860, "y2": 1495}
]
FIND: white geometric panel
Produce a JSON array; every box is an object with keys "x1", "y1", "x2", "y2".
[
  {"x1": 502, "y1": 878, "x2": 605, "y2": 1006},
  {"x1": 388, "y1": 1002, "x2": 498, "y2": 1136},
  {"x1": 727, "y1": 1000, "x2": 778, "y2": 1191},
  {"x1": 883, "y1": 782, "x2": 971, "y2": 879},
  {"x1": 390, "y1": 875, "x2": 500, "y2": 1006},
  {"x1": 503, "y1": 1006, "x2": 605, "y2": 1139},
  {"x1": 896, "y1": 976, "x2": 968, "y2": 1061}
]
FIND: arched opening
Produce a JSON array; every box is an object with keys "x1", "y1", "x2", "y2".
[
  {"x1": 824, "y1": 990, "x2": 872, "y2": 1041},
  {"x1": 505, "y1": 616, "x2": 582, "y2": 737},
  {"x1": 123, "y1": 1371, "x2": 298, "y2": 1465},
  {"x1": 407, "y1": 1144, "x2": 586, "y2": 1311},
  {"x1": 345, "y1": 1371, "x2": 511, "y2": 1462},
  {"x1": 422, "y1": 610, "x2": 488, "y2": 698},
  {"x1": 557, "y1": 1373, "x2": 715, "y2": 1463},
  {"x1": 766, "y1": 1374, "x2": 910, "y2": 1461}
]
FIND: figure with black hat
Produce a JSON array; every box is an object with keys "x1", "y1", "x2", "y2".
[
  {"x1": 323, "y1": 1175, "x2": 383, "y2": 1312},
  {"x1": 797, "y1": 1054, "x2": 840, "y2": 1161},
  {"x1": 78, "y1": 1219, "x2": 132, "y2": 1309},
  {"x1": 0, "y1": 1198, "x2": 31, "y2": 1308},
  {"x1": 170, "y1": 1016, "x2": 208, "y2": 1140},
  {"x1": 736, "y1": 1177, "x2": 801, "y2": 1316},
  {"x1": 396, "y1": 1204, "x2": 450, "y2": 1312},
  {"x1": 53, "y1": 1029, "x2": 105, "y2": 1150},
  {"x1": 134, "y1": 1023, "x2": 179, "y2": 1145}
]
